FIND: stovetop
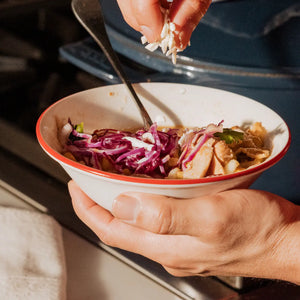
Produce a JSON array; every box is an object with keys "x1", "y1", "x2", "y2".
[{"x1": 97, "y1": 0, "x2": 300, "y2": 79}]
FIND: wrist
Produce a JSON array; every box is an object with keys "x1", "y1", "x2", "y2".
[
  {"x1": 270, "y1": 203, "x2": 300, "y2": 285},
  {"x1": 283, "y1": 204, "x2": 300, "y2": 285}
]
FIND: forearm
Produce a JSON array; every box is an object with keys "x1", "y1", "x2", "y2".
[
  {"x1": 275, "y1": 204, "x2": 300, "y2": 285},
  {"x1": 255, "y1": 200, "x2": 300, "y2": 285},
  {"x1": 208, "y1": 192, "x2": 300, "y2": 284}
]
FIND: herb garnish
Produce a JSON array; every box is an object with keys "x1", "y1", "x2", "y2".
[
  {"x1": 214, "y1": 128, "x2": 244, "y2": 144},
  {"x1": 75, "y1": 122, "x2": 84, "y2": 133}
]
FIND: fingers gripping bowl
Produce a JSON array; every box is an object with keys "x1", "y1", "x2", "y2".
[{"x1": 36, "y1": 83, "x2": 290, "y2": 211}]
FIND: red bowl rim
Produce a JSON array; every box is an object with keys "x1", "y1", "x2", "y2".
[{"x1": 36, "y1": 95, "x2": 291, "y2": 186}]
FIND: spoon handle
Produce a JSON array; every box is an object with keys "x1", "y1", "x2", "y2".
[{"x1": 71, "y1": 0, "x2": 153, "y2": 129}]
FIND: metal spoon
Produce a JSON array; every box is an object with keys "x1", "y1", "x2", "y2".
[{"x1": 71, "y1": 0, "x2": 153, "y2": 130}]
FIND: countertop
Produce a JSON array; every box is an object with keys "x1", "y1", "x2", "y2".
[{"x1": 0, "y1": 181, "x2": 183, "y2": 300}]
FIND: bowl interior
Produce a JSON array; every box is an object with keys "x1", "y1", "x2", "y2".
[{"x1": 37, "y1": 82, "x2": 290, "y2": 183}]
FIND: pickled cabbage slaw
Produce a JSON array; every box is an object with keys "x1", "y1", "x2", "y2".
[{"x1": 61, "y1": 120, "x2": 270, "y2": 179}]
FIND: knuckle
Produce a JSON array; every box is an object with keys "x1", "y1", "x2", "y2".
[
  {"x1": 196, "y1": 267, "x2": 211, "y2": 276},
  {"x1": 133, "y1": 2, "x2": 148, "y2": 21},
  {"x1": 188, "y1": 0, "x2": 203, "y2": 11},
  {"x1": 164, "y1": 266, "x2": 188, "y2": 277},
  {"x1": 207, "y1": 219, "x2": 226, "y2": 240},
  {"x1": 97, "y1": 230, "x2": 112, "y2": 246},
  {"x1": 163, "y1": 262, "x2": 209, "y2": 277},
  {"x1": 95, "y1": 221, "x2": 117, "y2": 247},
  {"x1": 205, "y1": 195, "x2": 232, "y2": 240},
  {"x1": 123, "y1": 15, "x2": 139, "y2": 31},
  {"x1": 155, "y1": 202, "x2": 176, "y2": 234},
  {"x1": 162, "y1": 255, "x2": 182, "y2": 270},
  {"x1": 187, "y1": 0, "x2": 211, "y2": 20},
  {"x1": 136, "y1": 196, "x2": 179, "y2": 234}
]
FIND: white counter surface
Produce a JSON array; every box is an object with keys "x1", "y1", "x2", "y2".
[{"x1": 0, "y1": 182, "x2": 183, "y2": 300}]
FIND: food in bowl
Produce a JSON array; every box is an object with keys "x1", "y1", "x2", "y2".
[
  {"x1": 60, "y1": 119, "x2": 270, "y2": 179},
  {"x1": 36, "y1": 83, "x2": 290, "y2": 211}
]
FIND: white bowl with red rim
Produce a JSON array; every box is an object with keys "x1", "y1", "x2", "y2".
[{"x1": 36, "y1": 83, "x2": 291, "y2": 211}]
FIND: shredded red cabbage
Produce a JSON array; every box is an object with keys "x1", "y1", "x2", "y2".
[
  {"x1": 63, "y1": 120, "x2": 224, "y2": 178},
  {"x1": 64, "y1": 121, "x2": 180, "y2": 178}
]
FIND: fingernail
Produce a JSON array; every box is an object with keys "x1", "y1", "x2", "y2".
[
  {"x1": 140, "y1": 25, "x2": 155, "y2": 42},
  {"x1": 112, "y1": 194, "x2": 139, "y2": 221}
]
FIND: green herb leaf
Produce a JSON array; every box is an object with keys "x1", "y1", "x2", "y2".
[
  {"x1": 214, "y1": 128, "x2": 244, "y2": 144},
  {"x1": 75, "y1": 122, "x2": 84, "y2": 133}
]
